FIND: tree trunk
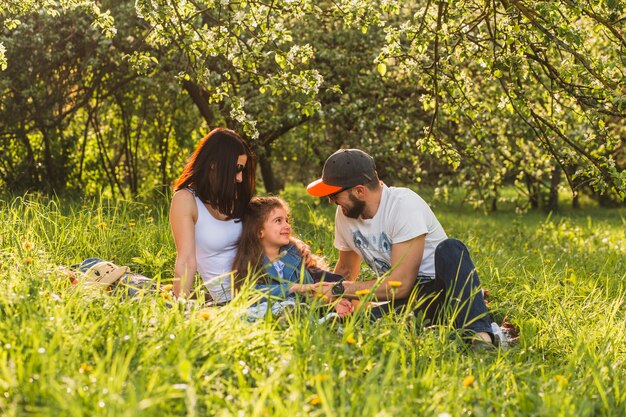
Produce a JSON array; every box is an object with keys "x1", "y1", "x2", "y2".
[
  {"x1": 182, "y1": 80, "x2": 215, "y2": 125},
  {"x1": 257, "y1": 144, "x2": 283, "y2": 194},
  {"x1": 546, "y1": 164, "x2": 561, "y2": 212},
  {"x1": 92, "y1": 115, "x2": 125, "y2": 199},
  {"x1": 159, "y1": 122, "x2": 172, "y2": 188},
  {"x1": 526, "y1": 173, "x2": 540, "y2": 209},
  {"x1": 40, "y1": 128, "x2": 55, "y2": 192},
  {"x1": 572, "y1": 192, "x2": 580, "y2": 209},
  {"x1": 18, "y1": 122, "x2": 40, "y2": 187},
  {"x1": 596, "y1": 192, "x2": 624, "y2": 208},
  {"x1": 78, "y1": 111, "x2": 92, "y2": 185}
]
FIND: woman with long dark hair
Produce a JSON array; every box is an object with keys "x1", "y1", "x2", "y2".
[{"x1": 170, "y1": 128, "x2": 256, "y2": 302}]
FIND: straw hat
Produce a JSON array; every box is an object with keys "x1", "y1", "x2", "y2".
[{"x1": 77, "y1": 258, "x2": 129, "y2": 286}]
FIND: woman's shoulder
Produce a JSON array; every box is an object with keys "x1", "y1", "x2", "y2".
[
  {"x1": 172, "y1": 187, "x2": 196, "y2": 201},
  {"x1": 171, "y1": 188, "x2": 198, "y2": 216}
]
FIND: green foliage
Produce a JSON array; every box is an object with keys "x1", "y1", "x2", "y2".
[
  {"x1": 1, "y1": 188, "x2": 625, "y2": 415},
  {"x1": 0, "y1": 1, "x2": 205, "y2": 197},
  {"x1": 133, "y1": 0, "x2": 325, "y2": 139},
  {"x1": 0, "y1": 0, "x2": 115, "y2": 69},
  {"x1": 0, "y1": 0, "x2": 624, "y2": 206},
  {"x1": 365, "y1": 0, "x2": 626, "y2": 203}
]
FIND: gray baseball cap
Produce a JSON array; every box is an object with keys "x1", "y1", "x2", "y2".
[{"x1": 306, "y1": 149, "x2": 376, "y2": 197}]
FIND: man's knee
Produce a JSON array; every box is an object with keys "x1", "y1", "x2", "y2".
[
  {"x1": 435, "y1": 238, "x2": 477, "y2": 282},
  {"x1": 435, "y1": 238, "x2": 467, "y2": 258}
]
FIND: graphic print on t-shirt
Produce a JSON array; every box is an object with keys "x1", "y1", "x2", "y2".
[{"x1": 352, "y1": 230, "x2": 392, "y2": 275}]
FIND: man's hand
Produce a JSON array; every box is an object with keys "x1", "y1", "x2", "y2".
[{"x1": 292, "y1": 238, "x2": 315, "y2": 267}]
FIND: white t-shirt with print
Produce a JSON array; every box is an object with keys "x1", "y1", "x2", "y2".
[{"x1": 334, "y1": 185, "x2": 447, "y2": 278}]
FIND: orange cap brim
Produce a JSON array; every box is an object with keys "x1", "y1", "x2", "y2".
[{"x1": 306, "y1": 179, "x2": 343, "y2": 197}]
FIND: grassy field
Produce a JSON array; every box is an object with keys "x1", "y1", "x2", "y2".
[{"x1": 1, "y1": 187, "x2": 624, "y2": 416}]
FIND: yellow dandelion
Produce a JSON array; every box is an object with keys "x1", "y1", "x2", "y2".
[
  {"x1": 160, "y1": 292, "x2": 172, "y2": 300},
  {"x1": 462, "y1": 375, "x2": 475, "y2": 387},
  {"x1": 388, "y1": 280, "x2": 402, "y2": 288},
  {"x1": 315, "y1": 249, "x2": 323, "y2": 255},
  {"x1": 545, "y1": 259, "x2": 551, "y2": 263},
  {"x1": 315, "y1": 293, "x2": 329, "y2": 301},
  {"x1": 146, "y1": 217, "x2": 154, "y2": 223},
  {"x1": 197, "y1": 311, "x2": 211, "y2": 319},
  {"x1": 555, "y1": 375, "x2": 568, "y2": 385},
  {"x1": 345, "y1": 336, "x2": 356, "y2": 344},
  {"x1": 79, "y1": 363, "x2": 93, "y2": 374},
  {"x1": 311, "y1": 374, "x2": 330, "y2": 383},
  {"x1": 306, "y1": 240, "x2": 313, "y2": 244},
  {"x1": 355, "y1": 289, "x2": 370, "y2": 296},
  {"x1": 161, "y1": 284, "x2": 173, "y2": 291},
  {"x1": 310, "y1": 395, "x2": 322, "y2": 405},
  {"x1": 22, "y1": 240, "x2": 35, "y2": 251},
  {"x1": 128, "y1": 221, "x2": 136, "y2": 228},
  {"x1": 97, "y1": 222, "x2": 107, "y2": 229},
  {"x1": 22, "y1": 257, "x2": 34, "y2": 264}
]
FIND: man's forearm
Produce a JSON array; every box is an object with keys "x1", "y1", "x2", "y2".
[
  {"x1": 342, "y1": 276, "x2": 415, "y2": 300},
  {"x1": 341, "y1": 279, "x2": 376, "y2": 299},
  {"x1": 333, "y1": 264, "x2": 358, "y2": 281}
]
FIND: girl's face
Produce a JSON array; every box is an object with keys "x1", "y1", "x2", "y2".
[{"x1": 259, "y1": 207, "x2": 291, "y2": 250}]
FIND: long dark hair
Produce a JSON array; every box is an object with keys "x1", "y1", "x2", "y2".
[
  {"x1": 174, "y1": 128, "x2": 255, "y2": 219},
  {"x1": 232, "y1": 196, "x2": 290, "y2": 290}
]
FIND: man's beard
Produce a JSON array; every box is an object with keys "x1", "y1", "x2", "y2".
[{"x1": 344, "y1": 194, "x2": 366, "y2": 219}]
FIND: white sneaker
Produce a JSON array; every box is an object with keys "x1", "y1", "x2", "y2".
[{"x1": 491, "y1": 322, "x2": 514, "y2": 350}]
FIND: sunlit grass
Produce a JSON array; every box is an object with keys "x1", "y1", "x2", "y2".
[{"x1": 0, "y1": 188, "x2": 624, "y2": 416}]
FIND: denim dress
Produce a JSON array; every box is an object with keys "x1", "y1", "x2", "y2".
[{"x1": 256, "y1": 243, "x2": 313, "y2": 300}]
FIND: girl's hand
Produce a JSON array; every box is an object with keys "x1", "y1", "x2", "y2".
[
  {"x1": 291, "y1": 282, "x2": 334, "y2": 298},
  {"x1": 311, "y1": 282, "x2": 334, "y2": 299},
  {"x1": 335, "y1": 298, "x2": 354, "y2": 317}
]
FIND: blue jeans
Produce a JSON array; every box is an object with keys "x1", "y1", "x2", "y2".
[{"x1": 370, "y1": 238, "x2": 493, "y2": 336}]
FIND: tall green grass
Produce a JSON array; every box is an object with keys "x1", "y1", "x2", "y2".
[{"x1": 0, "y1": 188, "x2": 624, "y2": 416}]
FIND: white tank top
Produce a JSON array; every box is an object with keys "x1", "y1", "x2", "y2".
[{"x1": 193, "y1": 194, "x2": 241, "y2": 303}]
